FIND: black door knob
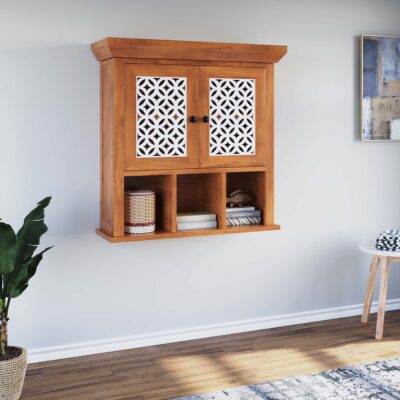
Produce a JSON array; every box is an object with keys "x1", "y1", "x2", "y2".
[
  {"x1": 202, "y1": 116, "x2": 209, "y2": 123},
  {"x1": 189, "y1": 116, "x2": 197, "y2": 123}
]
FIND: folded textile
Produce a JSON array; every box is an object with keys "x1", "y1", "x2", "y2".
[{"x1": 376, "y1": 229, "x2": 400, "y2": 251}]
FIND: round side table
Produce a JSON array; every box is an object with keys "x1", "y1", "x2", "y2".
[{"x1": 359, "y1": 241, "x2": 400, "y2": 340}]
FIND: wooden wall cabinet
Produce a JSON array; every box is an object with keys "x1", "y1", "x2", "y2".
[{"x1": 91, "y1": 38, "x2": 287, "y2": 242}]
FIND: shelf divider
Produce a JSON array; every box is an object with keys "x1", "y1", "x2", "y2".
[
  {"x1": 202, "y1": 173, "x2": 225, "y2": 230},
  {"x1": 169, "y1": 175, "x2": 177, "y2": 233},
  {"x1": 220, "y1": 173, "x2": 227, "y2": 229}
]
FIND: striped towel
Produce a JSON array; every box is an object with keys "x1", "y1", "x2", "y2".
[{"x1": 226, "y1": 217, "x2": 262, "y2": 227}]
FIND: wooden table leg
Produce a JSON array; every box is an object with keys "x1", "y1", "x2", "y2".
[
  {"x1": 361, "y1": 255, "x2": 379, "y2": 323},
  {"x1": 376, "y1": 256, "x2": 390, "y2": 340}
]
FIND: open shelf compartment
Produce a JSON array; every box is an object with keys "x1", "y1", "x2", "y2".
[
  {"x1": 97, "y1": 168, "x2": 278, "y2": 242},
  {"x1": 177, "y1": 173, "x2": 225, "y2": 230},
  {"x1": 124, "y1": 175, "x2": 176, "y2": 235},
  {"x1": 226, "y1": 171, "x2": 268, "y2": 228}
]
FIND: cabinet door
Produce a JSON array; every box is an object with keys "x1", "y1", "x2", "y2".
[
  {"x1": 198, "y1": 67, "x2": 266, "y2": 167},
  {"x1": 124, "y1": 64, "x2": 198, "y2": 170}
]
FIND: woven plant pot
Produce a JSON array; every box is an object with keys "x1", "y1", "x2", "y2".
[
  {"x1": 124, "y1": 190, "x2": 156, "y2": 234},
  {"x1": 0, "y1": 347, "x2": 27, "y2": 400}
]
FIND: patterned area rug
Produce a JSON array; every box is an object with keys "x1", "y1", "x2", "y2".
[{"x1": 175, "y1": 358, "x2": 400, "y2": 399}]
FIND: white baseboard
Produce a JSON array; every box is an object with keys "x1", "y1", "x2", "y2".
[{"x1": 28, "y1": 298, "x2": 400, "y2": 364}]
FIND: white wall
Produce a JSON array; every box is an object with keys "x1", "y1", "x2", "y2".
[{"x1": 1, "y1": 0, "x2": 400, "y2": 360}]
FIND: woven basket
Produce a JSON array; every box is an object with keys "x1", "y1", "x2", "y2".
[
  {"x1": 0, "y1": 347, "x2": 27, "y2": 400},
  {"x1": 124, "y1": 190, "x2": 156, "y2": 234}
]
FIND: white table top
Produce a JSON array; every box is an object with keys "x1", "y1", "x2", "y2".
[{"x1": 359, "y1": 241, "x2": 400, "y2": 257}]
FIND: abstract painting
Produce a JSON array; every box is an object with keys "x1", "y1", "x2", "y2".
[{"x1": 361, "y1": 35, "x2": 400, "y2": 141}]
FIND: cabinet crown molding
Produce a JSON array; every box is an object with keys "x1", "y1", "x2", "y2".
[{"x1": 91, "y1": 37, "x2": 287, "y2": 63}]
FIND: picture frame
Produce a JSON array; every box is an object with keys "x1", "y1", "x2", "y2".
[{"x1": 361, "y1": 34, "x2": 400, "y2": 142}]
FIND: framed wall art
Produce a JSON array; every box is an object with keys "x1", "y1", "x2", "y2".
[{"x1": 361, "y1": 35, "x2": 400, "y2": 141}]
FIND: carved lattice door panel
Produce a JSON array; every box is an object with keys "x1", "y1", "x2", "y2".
[
  {"x1": 124, "y1": 64, "x2": 198, "y2": 170},
  {"x1": 198, "y1": 66, "x2": 266, "y2": 167}
]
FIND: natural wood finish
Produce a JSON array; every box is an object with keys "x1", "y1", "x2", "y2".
[
  {"x1": 91, "y1": 37, "x2": 287, "y2": 64},
  {"x1": 170, "y1": 174, "x2": 177, "y2": 234},
  {"x1": 124, "y1": 64, "x2": 199, "y2": 170},
  {"x1": 97, "y1": 169, "x2": 279, "y2": 242},
  {"x1": 177, "y1": 174, "x2": 211, "y2": 213},
  {"x1": 124, "y1": 166, "x2": 267, "y2": 176},
  {"x1": 92, "y1": 38, "x2": 287, "y2": 241},
  {"x1": 99, "y1": 61, "x2": 113, "y2": 235},
  {"x1": 113, "y1": 59, "x2": 126, "y2": 237},
  {"x1": 226, "y1": 172, "x2": 267, "y2": 224},
  {"x1": 99, "y1": 59, "x2": 125, "y2": 236},
  {"x1": 360, "y1": 251, "x2": 400, "y2": 340},
  {"x1": 376, "y1": 257, "x2": 390, "y2": 340},
  {"x1": 96, "y1": 224, "x2": 280, "y2": 242},
  {"x1": 177, "y1": 172, "x2": 226, "y2": 229},
  {"x1": 219, "y1": 173, "x2": 227, "y2": 229},
  {"x1": 23, "y1": 311, "x2": 400, "y2": 400},
  {"x1": 207, "y1": 173, "x2": 225, "y2": 229},
  {"x1": 265, "y1": 64, "x2": 275, "y2": 225},
  {"x1": 119, "y1": 58, "x2": 271, "y2": 68},
  {"x1": 198, "y1": 66, "x2": 266, "y2": 168},
  {"x1": 254, "y1": 172, "x2": 268, "y2": 225},
  {"x1": 361, "y1": 255, "x2": 379, "y2": 323},
  {"x1": 125, "y1": 175, "x2": 176, "y2": 232}
]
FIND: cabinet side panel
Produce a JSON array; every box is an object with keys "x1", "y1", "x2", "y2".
[
  {"x1": 100, "y1": 62, "x2": 114, "y2": 234},
  {"x1": 265, "y1": 64, "x2": 275, "y2": 225},
  {"x1": 112, "y1": 60, "x2": 126, "y2": 236}
]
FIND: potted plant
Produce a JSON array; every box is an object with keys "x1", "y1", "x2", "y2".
[{"x1": 0, "y1": 197, "x2": 52, "y2": 400}]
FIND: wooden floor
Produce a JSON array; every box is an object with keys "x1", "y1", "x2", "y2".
[{"x1": 23, "y1": 311, "x2": 400, "y2": 400}]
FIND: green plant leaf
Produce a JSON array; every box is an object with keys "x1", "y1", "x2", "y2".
[
  {"x1": 3, "y1": 197, "x2": 52, "y2": 299},
  {"x1": 6, "y1": 246, "x2": 53, "y2": 298},
  {"x1": 16, "y1": 196, "x2": 51, "y2": 263},
  {"x1": 0, "y1": 222, "x2": 17, "y2": 274},
  {"x1": 10, "y1": 283, "x2": 28, "y2": 298}
]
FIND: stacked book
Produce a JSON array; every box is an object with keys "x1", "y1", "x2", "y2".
[
  {"x1": 177, "y1": 212, "x2": 217, "y2": 231},
  {"x1": 226, "y1": 206, "x2": 262, "y2": 227}
]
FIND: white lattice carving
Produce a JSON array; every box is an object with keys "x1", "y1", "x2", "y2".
[
  {"x1": 136, "y1": 76, "x2": 187, "y2": 158},
  {"x1": 209, "y1": 78, "x2": 256, "y2": 156}
]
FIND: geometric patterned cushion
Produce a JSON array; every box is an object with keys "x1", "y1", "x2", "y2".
[{"x1": 376, "y1": 229, "x2": 400, "y2": 251}]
